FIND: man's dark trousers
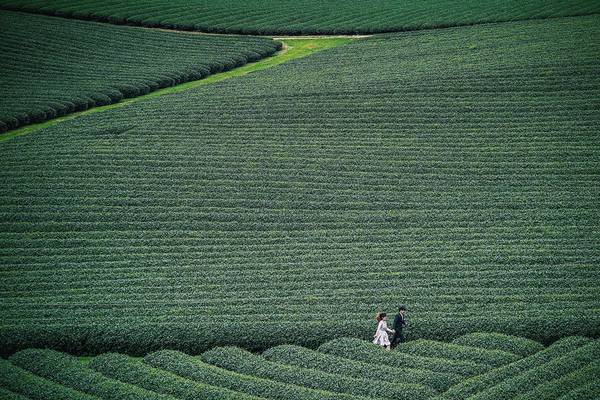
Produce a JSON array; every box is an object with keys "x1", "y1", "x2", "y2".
[{"x1": 391, "y1": 313, "x2": 406, "y2": 348}]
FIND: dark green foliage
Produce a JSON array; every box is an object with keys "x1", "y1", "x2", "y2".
[
  {"x1": 0, "y1": 358, "x2": 99, "y2": 400},
  {"x1": 263, "y1": 345, "x2": 461, "y2": 391},
  {"x1": 201, "y1": 346, "x2": 434, "y2": 400},
  {"x1": 451, "y1": 332, "x2": 544, "y2": 357},
  {"x1": 318, "y1": 337, "x2": 488, "y2": 377},
  {"x1": 557, "y1": 379, "x2": 600, "y2": 400},
  {"x1": 465, "y1": 340, "x2": 600, "y2": 399},
  {"x1": 0, "y1": 10, "x2": 280, "y2": 132},
  {"x1": 89, "y1": 352, "x2": 259, "y2": 400},
  {"x1": 0, "y1": 0, "x2": 599, "y2": 35},
  {"x1": 517, "y1": 360, "x2": 600, "y2": 400},
  {"x1": 441, "y1": 336, "x2": 593, "y2": 399},
  {"x1": 1, "y1": 15, "x2": 600, "y2": 354},
  {"x1": 398, "y1": 339, "x2": 520, "y2": 367},
  {"x1": 9, "y1": 349, "x2": 174, "y2": 400},
  {"x1": 0, "y1": 387, "x2": 30, "y2": 400},
  {"x1": 145, "y1": 350, "x2": 368, "y2": 400}
]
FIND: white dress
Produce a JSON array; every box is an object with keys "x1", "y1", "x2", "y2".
[{"x1": 373, "y1": 320, "x2": 393, "y2": 346}]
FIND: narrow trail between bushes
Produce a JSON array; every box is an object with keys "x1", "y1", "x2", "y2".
[{"x1": 0, "y1": 37, "x2": 355, "y2": 142}]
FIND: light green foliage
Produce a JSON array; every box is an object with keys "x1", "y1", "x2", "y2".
[
  {"x1": 201, "y1": 345, "x2": 434, "y2": 400},
  {"x1": 452, "y1": 333, "x2": 544, "y2": 357},
  {"x1": 398, "y1": 339, "x2": 520, "y2": 367},
  {"x1": 0, "y1": 0, "x2": 599, "y2": 34},
  {"x1": 319, "y1": 337, "x2": 488, "y2": 376},
  {"x1": 0, "y1": 10, "x2": 280, "y2": 133}
]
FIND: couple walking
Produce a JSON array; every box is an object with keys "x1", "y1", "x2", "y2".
[{"x1": 373, "y1": 305, "x2": 408, "y2": 350}]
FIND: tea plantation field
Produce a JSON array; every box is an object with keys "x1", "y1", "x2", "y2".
[
  {"x1": 0, "y1": 10, "x2": 281, "y2": 133},
  {"x1": 1, "y1": 0, "x2": 599, "y2": 35},
  {"x1": 1, "y1": 14, "x2": 599, "y2": 355},
  {"x1": 1, "y1": 333, "x2": 599, "y2": 399}
]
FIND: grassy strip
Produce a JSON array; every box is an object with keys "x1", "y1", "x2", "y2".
[
  {"x1": 440, "y1": 336, "x2": 592, "y2": 399},
  {"x1": 90, "y1": 352, "x2": 260, "y2": 400},
  {"x1": 0, "y1": 10, "x2": 281, "y2": 134},
  {"x1": 0, "y1": 358, "x2": 98, "y2": 400},
  {"x1": 201, "y1": 346, "x2": 433, "y2": 400},
  {"x1": 398, "y1": 339, "x2": 520, "y2": 367},
  {"x1": 318, "y1": 337, "x2": 488, "y2": 377},
  {"x1": 10, "y1": 349, "x2": 174, "y2": 400},
  {"x1": 0, "y1": 37, "x2": 351, "y2": 143},
  {"x1": 452, "y1": 332, "x2": 544, "y2": 357}
]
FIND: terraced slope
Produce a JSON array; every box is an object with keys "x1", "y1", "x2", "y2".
[
  {"x1": 1, "y1": 0, "x2": 600, "y2": 35},
  {"x1": 1, "y1": 15, "x2": 600, "y2": 354},
  {"x1": 2, "y1": 335, "x2": 599, "y2": 399},
  {"x1": 0, "y1": 10, "x2": 280, "y2": 133}
]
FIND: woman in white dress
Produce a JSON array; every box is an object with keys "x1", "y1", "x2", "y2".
[{"x1": 373, "y1": 312, "x2": 395, "y2": 350}]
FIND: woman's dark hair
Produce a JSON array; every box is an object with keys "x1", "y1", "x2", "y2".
[{"x1": 375, "y1": 312, "x2": 387, "y2": 322}]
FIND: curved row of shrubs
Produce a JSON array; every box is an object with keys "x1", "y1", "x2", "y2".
[
  {"x1": 441, "y1": 336, "x2": 593, "y2": 399},
  {"x1": 398, "y1": 339, "x2": 520, "y2": 368},
  {"x1": 90, "y1": 352, "x2": 259, "y2": 400},
  {"x1": 9, "y1": 349, "x2": 172, "y2": 400},
  {"x1": 0, "y1": 358, "x2": 97, "y2": 400},
  {"x1": 451, "y1": 332, "x2": 544, "y2": 357},
  {"x1": 318, "y1": 337, "x2": 488, "y2": 377},
  {"x1": 0, "y1": 10, "x2": 281, "y2": 133},
  {"x1": 1, "y1": 334, "x2": 598, "y2": 399},
  {"x1": 145, "y1": 349, "x2": 368, "y2": 400},
  {"x1": 464, "y1": 340, "x2": 600, "y2": 399},
  {"x1": 201, "y1": 345, "x2": 434, "y2": 400},
  {"x1": 263, "y1": 344, "x2": 461, "y2": 391},
  {"x1": 0, "y1": 387, "x2": 29, "y2": 400},
  {"x1": 504, "y1": 360, "x2": 600, "y2": 400}
]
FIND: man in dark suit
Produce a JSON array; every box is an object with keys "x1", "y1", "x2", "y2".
[{"x1": 391, "y1": 305, "x2": 408, "y2": 349}]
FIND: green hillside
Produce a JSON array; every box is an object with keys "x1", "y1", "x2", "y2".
[
  {"x1": 0, "y1": 10, "x2": 280, "y2": 133},
  {"x1": 1, "y1": 0, "x2": 599, "y2": 35},
  {"x1": 1, "y1": 14, "x2": 598, "y2": 354},
  {"x1": 2, "y1": 334, "x2": 599, "y2": 399}
]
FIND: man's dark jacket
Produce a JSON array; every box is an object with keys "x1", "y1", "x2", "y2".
[{"x1": 393, "y1": 313, "x2": 406, "y2": 332}]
